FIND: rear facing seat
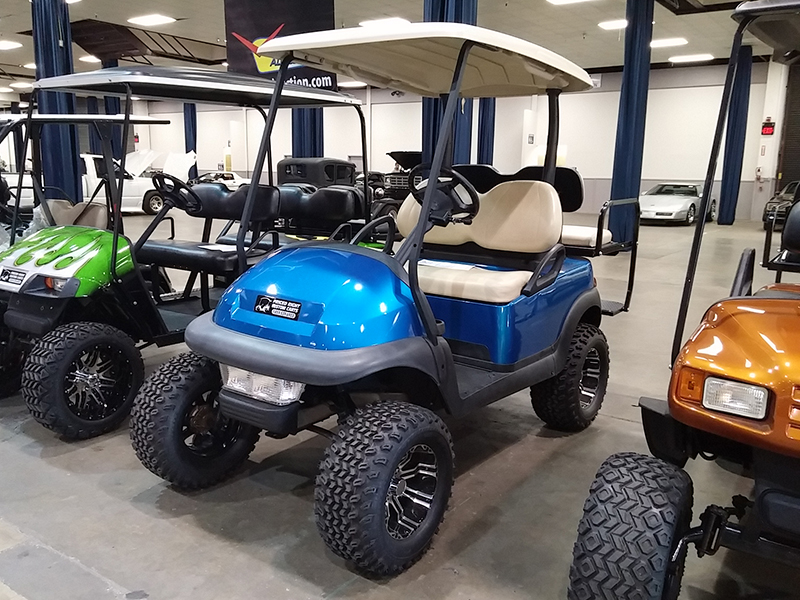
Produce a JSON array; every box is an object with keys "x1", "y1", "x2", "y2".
[
  {"x1": 137, "y1": 183, "x2": 279, "y2": 274},
  {"x1": 397, "y1": 180, "x2": 563, "y2": 304}
]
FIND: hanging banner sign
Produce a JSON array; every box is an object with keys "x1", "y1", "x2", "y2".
[{"x1": 224, "y1": 0, "x2": 337, "y2": 91}]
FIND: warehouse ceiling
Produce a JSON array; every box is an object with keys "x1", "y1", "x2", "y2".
[{"x1": 0, "y1": 0, "x2": 774, "y2": 95}]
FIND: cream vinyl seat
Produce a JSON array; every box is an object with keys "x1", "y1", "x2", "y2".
[
  {"x1": 561, "y1": 224, "x2": 612, "y2": 248},
  {"x1": 397, "y1": 180, "x2": 563, "y2": 303},
  {"x1": 47, "y1": 199, "x2": 108, "y2": 229}
]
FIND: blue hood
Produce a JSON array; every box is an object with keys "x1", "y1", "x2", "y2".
[{"x1": 213, "y1": 245, "x2": 424, "y2": 350}]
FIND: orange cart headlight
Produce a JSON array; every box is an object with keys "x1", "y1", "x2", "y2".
[{"x1": 702, "y1": 377, "x2": 769, "y2": 420}]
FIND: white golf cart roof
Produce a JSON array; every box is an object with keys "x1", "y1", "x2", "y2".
[
  {"x1": 0, "y1": 114, "x2": 170, "y2": 125},
  {"x1": 34, "y1": 66, "x2": 360, "y2": 107},
  {"x1": 256, "y1": 22, "x2": 593, "y2": 97}
]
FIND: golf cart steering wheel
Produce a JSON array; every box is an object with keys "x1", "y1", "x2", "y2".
[
  {"x1": 151, "y1": 173, "x2": 203, "y2": 213},
  {"x1": 408, "y1": 164, "x2": 480, "y2": 225}
]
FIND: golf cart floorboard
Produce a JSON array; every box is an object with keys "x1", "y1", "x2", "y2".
[
  {"x1": 452, "y1": 359, "x2": 553, "y2": 414},
  {"x1": 601, "y1": 300, "x2": 625, "y2": 316},
  {"x1": 155, "y1": 288, "x2": 225, "y2": 334}
]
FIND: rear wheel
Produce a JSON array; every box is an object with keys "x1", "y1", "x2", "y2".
[
  {"x1": 130, "y1": 352, "x2": 261, "y2": 489},
  {"x1": 706, "y1": 200, "x2": 717, "y2": 222},
  {"x1": 143, "y1": 191, "x2": 163, "y2": 215},
  {"x1": 530, "y1": 323, "x2": 609, "y2": 431},
  {"x1": 22, "y1": 322, "x2": 143, "y2": 439},
  {"x1": 685, "y1": 204, "x2": 696, "y2": 225},
  {"x1": 315, "y1": 401, "x2": 454, "y2": 576},
  {"x1": 569, "y1": 452, "x2": 693, "y2": 600}
]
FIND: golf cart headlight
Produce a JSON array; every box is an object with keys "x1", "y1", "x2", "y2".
[
  {"x1": 21, "y1": 274, "x2": 79, "y2": 297},
  {"x1": 44, "y1": 277, "x2": 70, "y2": 293},
  {"x1": 702, "y1": 377, "x2": 768, "y2": 420},
  {"x1": 220, "y1": 365, "x2": 305, "y2": 405}
]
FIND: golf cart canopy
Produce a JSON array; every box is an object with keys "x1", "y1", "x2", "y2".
[
  {"x1": 256, "y1": 22, "x2": 593, "y2": 97},
  {"x1": 34, "y1": 66, "x2": 360, "y2": 107},
  {"x1": 734, "y1": 0, "x2": 800, "y2": 63},
  {"x1": 0, "y1": 114, "x2": 170, "y2": 125}
]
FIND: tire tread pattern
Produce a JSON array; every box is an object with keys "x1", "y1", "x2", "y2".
[{"x1": 568, "y1": 452, "x2": 693, "y2": 600}]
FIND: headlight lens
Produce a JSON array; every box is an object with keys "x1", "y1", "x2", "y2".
[
  {"x1": 220, "y1": 365, "x2": 305, "y2": 406},
  {"x1": 702, "y1": 377, "x2": 768, "y2": 420}
]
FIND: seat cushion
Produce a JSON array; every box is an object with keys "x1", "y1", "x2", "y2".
[
  {"x1": 417, "y1": 259, "x2": 532, "y2": 304},
  {"x1": 561, "y1": 224, "x2": 612, "y2": 247},
  {"x1": 754, "y1": 284, "x2": 800, "y2": 299},
  {"x1": 137, "y1": 239, "x2": 240, "y2": 275},
  {"x1": 397, "y1": 181, "x2": 563, "y2": 253},
  {"x1": 47, "y1": 199, "x2": 107, "y2": 229}
]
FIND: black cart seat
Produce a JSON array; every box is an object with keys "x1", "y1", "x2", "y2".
[{"x1": 137, "y1": 183, "x2": 279, "y2": 274}]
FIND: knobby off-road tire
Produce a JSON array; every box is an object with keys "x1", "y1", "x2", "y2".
[
  {"x1": 130, "y1": 352, "x2": 260, "y2": 490},
  {"x1": 530, "y1": 323, "x2": 609, "y2": 431},
  {"x1": 568, "y1": 452, "x2": 693, "y2": 600},
  {"x1": 315, "y1": 401, "x2": 454, "y2": 576},
  {"x1": 22, "y1": 322, "x2": 143, "y2": 439}
]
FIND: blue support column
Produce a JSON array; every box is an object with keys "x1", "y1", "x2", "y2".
[
  {"x1": 608, "y1": 0, "x2": 654, "y2": 243},
  {"x1": 32, "y1": 0, "x2": 82, "y2": 203},
  {"x1": 184, "y1": 103, "x2": 199, "y2": 179},
  {"x1": 291, "y1": 107, "x2": 324, "y2": 158},
  {"x1": 86, "y1": 97, "x2": 103, "y2": 155},
  {"x1": 718, "y1": 45, "x2": 752, "y2": 225},
  {"x1": 477, "y1": 97, "x2": 495, "y2": 164},
  {"x1": 423, "y1": 0, "x2": 477, "y2": 165}
]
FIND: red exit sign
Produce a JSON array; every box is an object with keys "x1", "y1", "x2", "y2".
[{"x1": 762, "y1": 121, "x2": 776, "y2": 135}]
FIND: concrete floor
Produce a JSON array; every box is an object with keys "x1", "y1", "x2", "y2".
[{"x1": 1, "y1": 213, "x2": 800, "y2": 600}]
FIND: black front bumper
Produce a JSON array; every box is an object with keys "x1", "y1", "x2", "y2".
[
  {"x1": 218, "y1": 389, "x2": 300, "y2": 436},
  {"x1": 639, "y1": 396, "x2": 692, "y2": 467}
]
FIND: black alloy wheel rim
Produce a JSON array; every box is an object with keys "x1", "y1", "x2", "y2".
[
  {"x1": 64, "y1": 344, "x2": 133, "y2": 421},
  {"x1": 181, "y1": 390, "x2": 244, "y2": 458},
  {"x1": 385, "y1": 444, "x2": 438, "y2": 540},
  {"x1": 579, "y1": 347, "x2": 603, "y2": 410}
]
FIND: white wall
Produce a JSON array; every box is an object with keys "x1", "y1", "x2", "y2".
[{"x1": 370, "y1": 102, "x2": 422, "y2": 173}]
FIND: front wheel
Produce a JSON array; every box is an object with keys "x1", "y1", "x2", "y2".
[
  {"x1": 685, "y1": 204, "x2": 696, "y2": 225},
  {"x1": 315, "y1": 401, "x2": 454, "y2": 576},
  {"x1": 22, "y1": 322, "x2": 143, "y2": 439},
  {"x1": 568, "y1": 452, "x2": 693, "y2": 600},
  {"x1": 530, "y1": 323, "x2": 609, "y2": 431},
  {"x1": 129, "y1": 353, "x2": 261, "y2": 490},
  {"x1": 143, "y1": 191, "x2": 163, "y2": 215}
]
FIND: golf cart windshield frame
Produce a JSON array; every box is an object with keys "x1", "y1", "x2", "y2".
[
  {"x1": 671, "y1": 0, "x2": 800, "y2": 364},
  {"x1": 30, "y1": 66, "x2": 367, "y2": 277}
]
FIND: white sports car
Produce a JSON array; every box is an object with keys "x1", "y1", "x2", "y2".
[
  {"x1": 639, "y1": 183, "x2": 716, "y2": 225},
  {"x1": 189, "y1": 171, "x2": 251, "y2": 191}
]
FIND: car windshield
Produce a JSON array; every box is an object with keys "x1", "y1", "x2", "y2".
[{"x1": 645, "y1": 184, "x2": 697, "y2": 196}]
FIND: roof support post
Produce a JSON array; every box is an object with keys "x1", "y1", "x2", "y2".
[
  {"x1": 31, "y1": 0, "x2": 83, "y2": 204},
  {"x1": 184, "y1": 103, "x2": 199, "y2": 180},
  {"x1": 608, "y1": 0, "x2": 654, "y2": 244}
]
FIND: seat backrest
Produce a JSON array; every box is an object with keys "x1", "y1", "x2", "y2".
[
  {"x1": 397, "y1": 181, "x2": 563, "y2": 254},
  {"x1": 277, "y1": 157, "x2": 357, "y2": 188},
  {"x1": 783, "y1": 201, "x2": 800, "y2": 254},
  {"x1": 47, "y1": 199, "x2": 108, "y2": 229},
  {"x1": 187, "y1": 183, "x2": 279, "y2": 223},
  {"x1": 279, "y1": 184, "x2": 366, "y2": 233},
  {"x1": 453, "y1": 164, "x2": 584, "y2": 213}
]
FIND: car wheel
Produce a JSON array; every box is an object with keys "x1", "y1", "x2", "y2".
[
  {"x1": 315, "y1": 401, "x2": 454, "y2": 576},
  {"x1": 568, "y1": 452, "x2": 693, "y2": 600},
  {"x1": 22, "y1": 322, "x2": 143, "y2": 439},
  {"x1": 706, "y1": 200, "x2": 716, "y2": 223},
  {"x1": 685, "y1": 204, "x2": 696, "y2": 225},
  {"x1": 530, "y1": 323, "x2": 609, "y2": 431},
  {"x1": 143, "y1": 191, "x2": 163, "y2": 215},
  {"x1": 130, "y1": 352, "x2": 261, "y2": 490}
]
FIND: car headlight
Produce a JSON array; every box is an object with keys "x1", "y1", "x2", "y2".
[
  {"x1": 702, "y1": 377, "x2": 768, "y2": 420},
  {"x1": 220, "y1": 365, "x2": 305, "y2": 406}
]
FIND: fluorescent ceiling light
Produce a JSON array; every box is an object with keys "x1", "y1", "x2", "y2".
[
  {"x1": 23, "y1": 63, "x2": 36, "y2": 70},
  {"x1": 127, "y1": 14, "x2": 176, "y2": 26},
  {"x1": 599, "y1": 19, "x2": 627, "y2": 30},
  {"x1": 66, "y1": 0, "x2": 82, "y2": 3},
  {"x1": 0, "y1": 41, "x2": 23, "y2": 51},
  {"x1": 9, "y1": 82, "x2": 32, "y2": 89},
  {"x1": 79, "y1": 55, "x2": 101, "y2": 63},
  {"x1": 130, "y1": 96, "x2": 142, "y2": 101},
  {"x1": 338, "y1": 80, "x2": 368, "y2": 88},
  {"x1": 547, "y1": 0, "x2": 597, "y2": 4},
  {"x1": 358, "y1": 17, "x2": 410, "y2": 27},
  {"x1": 670, "y1": 53, "x2": 714, "y2": 63},
  {"x1": 651, "y1": 37, "x2": 688, "y2": 48},
  {"x1": 0, "y1": 87, "x2": 13, "y2": 93}
]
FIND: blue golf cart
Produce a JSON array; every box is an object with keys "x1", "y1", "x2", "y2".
[{"x1": 131, "y1": 23, "x2": 637, "y2": 575}]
